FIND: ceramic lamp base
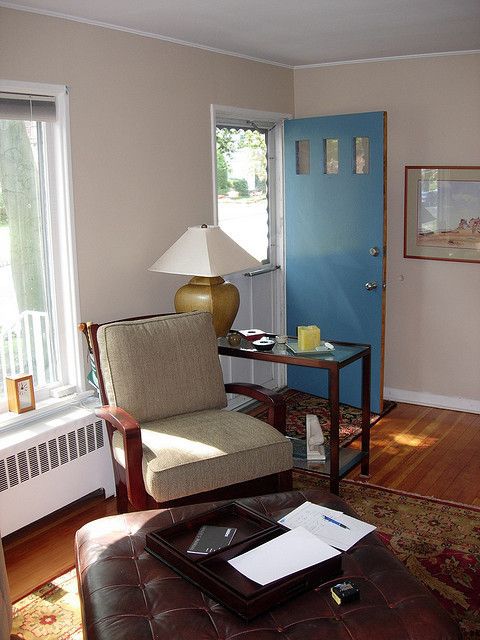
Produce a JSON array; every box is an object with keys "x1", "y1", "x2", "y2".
[{"x1": 174, "y1": 276, "x2": 240, "y2": 337}]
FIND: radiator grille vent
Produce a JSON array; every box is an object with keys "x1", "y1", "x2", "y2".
[
  {"x1": 68, "y1": 431, "x2": 77, "y2": 460},
  {"x1": 18, "y1": 450, "x2": 29, "y2": 483},
  {"x1": 49, "y1": 439, "x2": 59, "y2": 469},
  {"x1": 0, "y1": 420, "x2": 105, "y2": 492},
  {"x1": 78, "y1": 428, "x2": 87, "y2": 457},
  {"x1": 59, "y1": 434, "x2": 68, "y2": 465},
  {"x1": 0, "y1": 459, "x2": 7, "y2": 492},
  {"x1": 6, "y1": 456, "x2": 18, "y2": 487},
  {"x1": 39, "y1": 442, "x2": 49, "y2": 474},
  {"x1": 28, "y1": 447, "x2": 39, "y2": 478}
]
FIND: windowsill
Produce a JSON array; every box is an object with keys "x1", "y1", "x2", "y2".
[{"x1": 0, "y1": 391, "x2": 97, "y2": 433}]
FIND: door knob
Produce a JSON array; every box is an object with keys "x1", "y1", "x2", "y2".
[
  {"x1": 369, "y1": 247, "x2": 380, "y2": 256},
  {"x1": 365, "y1": 281, "x2": 378, "y2": 290}
]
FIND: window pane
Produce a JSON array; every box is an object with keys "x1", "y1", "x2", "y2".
[
  {"x1": 324, "y1": 138, "x2": 339, "y2": 174},
  {"x1": 295, "y1": 139, "x2": 310, "y2": 175},
  {"x1": 0, "y1": 119, "x2": 58, "y2": 398},
  {"x1": 354, "y1": 137, "x2": 369, "y2": 174},
  {"x1": 216, "y1": 126, "x2": 269, "y2": 263}
]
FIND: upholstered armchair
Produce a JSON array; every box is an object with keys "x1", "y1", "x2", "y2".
[{"x1": 80, "y1": 312, "x2": 292, "y2": 512}]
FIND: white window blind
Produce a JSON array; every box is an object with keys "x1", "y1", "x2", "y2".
[{"x1": 0, "y1": 92, "x2": 56, "y2": 122}]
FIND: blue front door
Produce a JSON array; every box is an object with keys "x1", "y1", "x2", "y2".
[{"x1": 284, "y1": 112, "x2": 386, "y2": 413}]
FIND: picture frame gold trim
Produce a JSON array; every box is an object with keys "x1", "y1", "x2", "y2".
[{"x1": 404, "y1": 166, "x2": 480, "y2": 263}]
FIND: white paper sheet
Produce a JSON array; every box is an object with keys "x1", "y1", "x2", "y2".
[
  {"x1": 278, "y1": 501, "x2": 376, "y2": 551},
  {"x1": 227, "y1": 526, "x2": 341, "y2": 585}
]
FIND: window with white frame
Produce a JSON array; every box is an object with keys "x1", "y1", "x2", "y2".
[
  {"x1": 0, "y1": 82, "x2": 81, "y2": 418},
  {"x1": 216, "y1": 122, "x2": 271, "y2": 263}
]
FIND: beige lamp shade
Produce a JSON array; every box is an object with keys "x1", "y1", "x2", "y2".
[
  {"x1": 149, "y1": 225, "x2": 262, "y2": 336},
  {"x1": 149, "y1": 225, "x2": 261, "y2": 276}
]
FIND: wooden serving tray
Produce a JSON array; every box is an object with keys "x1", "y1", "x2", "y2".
[{"x1": 145, "y1": 501, "x2": 342, "y2": 620}]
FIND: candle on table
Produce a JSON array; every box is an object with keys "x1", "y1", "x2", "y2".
[{"x1": 297, "y1": 325, "x2": 321, "y2": 351}]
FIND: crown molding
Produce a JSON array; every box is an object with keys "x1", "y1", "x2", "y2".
[
  {"x1": 1, "y1": 2, "x2": 479, "y2": 70},
  {"x1": 294, "y1": 49, "x2": 480, "y2": 70},
  {"x1": 0, "y1": 1, "x2": 293, "y2": 68}
]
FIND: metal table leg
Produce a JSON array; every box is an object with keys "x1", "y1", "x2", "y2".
[
  {"x1": 328, "y1": 369, "x2": 340, "y2": 494},
  {"x1": 360, "y1": 350, "x2": 371, "y2": 477}
]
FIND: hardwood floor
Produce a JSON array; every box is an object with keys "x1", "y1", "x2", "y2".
[
  {"x1": 4, "y1": 491, "x2": 117, "y2": 602},
  {"x1": 348, "y1": 402, "x2": 480, "y2": 506},
  {"x1": 3, "y1": 401, "x2": 480, "y2": 601}
]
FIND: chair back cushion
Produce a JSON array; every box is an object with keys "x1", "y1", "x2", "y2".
[{"x1": 97, "y1": 312, "x2": 227, "y2": 423}]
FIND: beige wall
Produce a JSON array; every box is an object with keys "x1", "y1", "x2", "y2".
[
  {"x1": 295, "y1": 54, "x2": 480, "y2": 408},
  {"x1": 0, "y1": 7, "x2": 293, "y2": 323},
  {"x1": 2, "y1": 7, "x2": 478, "y2": 408}
]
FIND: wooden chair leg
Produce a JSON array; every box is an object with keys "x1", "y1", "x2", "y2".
[{"x1": 115, "y1": 469, "x2": 129, "y2": 513}]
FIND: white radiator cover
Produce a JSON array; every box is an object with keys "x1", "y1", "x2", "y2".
[{"x1": 0, "y1": 405, "x2": 115, "y2": 536}]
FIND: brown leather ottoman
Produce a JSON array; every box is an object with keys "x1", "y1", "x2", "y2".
[{"x1": 75, "y1": 489, "x2": 460, "y2": 639}]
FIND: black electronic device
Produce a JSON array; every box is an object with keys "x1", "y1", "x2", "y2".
[
  {"x1": 330, "y1": 580, "x2": 360, "y2": 605},
  {"x1": 187, "y1": 525, "x2": 237, "y2": 555}
]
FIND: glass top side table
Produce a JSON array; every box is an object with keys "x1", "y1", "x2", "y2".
[{"x1": 218, "y1": 336, "x2": 371, "y2": 494}]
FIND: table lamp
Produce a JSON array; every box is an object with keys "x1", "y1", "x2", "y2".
[{"x1": 148, "y1": 224, "x2": 261, "y2": 336}]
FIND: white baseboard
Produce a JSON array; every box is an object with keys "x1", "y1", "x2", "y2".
[{"x1": 384, "y1": 387, "x2": 480, "y2": 414}]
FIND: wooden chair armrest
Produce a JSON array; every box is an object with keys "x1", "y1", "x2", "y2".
[
  {"x1": 95, "y1": 406, "x2": 141, "y2": 436},
  {"x1": 95, "y1": 406, "x2": 146, "y2": 510},
  {"x1": 224, "y1": 383, "x2": 286, "y2": 434}
]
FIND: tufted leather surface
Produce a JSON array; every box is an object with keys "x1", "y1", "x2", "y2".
[{"x1": 75, "y1": 489, "x2": 460, "y2": 640}]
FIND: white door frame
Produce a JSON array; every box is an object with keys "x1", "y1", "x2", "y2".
[{"x1": 210, "y1": 104, "x2": 292, "y2": 396}]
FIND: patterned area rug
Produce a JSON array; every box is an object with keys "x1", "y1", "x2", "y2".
[
  {"x1": 11, "y1": 569, "x2": 82, "y2": 639},
  {"x1": 253, "y1": 387, "x2": 380, "y2": 445},
  {"x1": 295, "y1": 471, "x2": 480, "y2": 639},
  {"x1": 11, "y1": 478, "x2": 478, "y2": 639}
]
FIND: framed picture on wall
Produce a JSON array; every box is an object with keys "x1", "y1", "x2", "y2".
[{"x1": 404, "y1": 166, "x2": 480, "y2": 263}]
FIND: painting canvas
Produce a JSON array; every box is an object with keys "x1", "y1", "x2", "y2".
[{"x1": 404, "y1": 166, "x2": 480, "y2": 263}]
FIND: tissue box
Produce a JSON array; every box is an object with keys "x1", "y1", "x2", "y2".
[{"x1": 297, "y1": 325, "x2": 321, "y2": 351}]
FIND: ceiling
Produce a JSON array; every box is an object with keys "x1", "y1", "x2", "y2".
[{"x1": 2, "y1": 0, "x2": 480, "y2": 67}]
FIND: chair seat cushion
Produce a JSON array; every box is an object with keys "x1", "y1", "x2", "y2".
[{"x1": 112, "y1": 410, "x2": 293, "y2": 502}]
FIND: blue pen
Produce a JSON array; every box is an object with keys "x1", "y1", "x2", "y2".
[{"x1": 323, "y1": 515, "x2": 350, "y2": 530}]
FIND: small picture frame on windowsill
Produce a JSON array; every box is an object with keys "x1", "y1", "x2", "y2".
[{"x1": 5, "y1": 374, "x2": 36, "y2": 414}]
